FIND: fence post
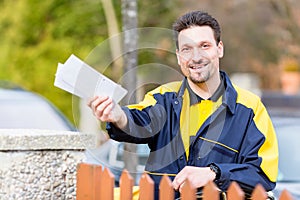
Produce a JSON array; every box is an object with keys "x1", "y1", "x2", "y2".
[
  {"x1": 251, "y1": 184, "x2": 268, "y2": 200},
  {"x1": 139, "y1": 172, "x2": 154, "y2": 200},
  {"x1": 159, "y1": 174, "x2": 174, "y2": 200},
  {"x1": 279, "y1": 189, "x2": 294, "y2": 200},
  {"x1": 202, "y1": 181, "x2": 219, "y2": 200},
  {"x1": 120, "y1": 170, "x2": 134, "y2": 200},
  {"x1": 181, "y1": 179, "x2": 196, "y2": 200},
  {"x1": 227, "y1": 181, "x2": 244, "y2": 200},
  {"x1": 100, "y1": 168, "x2": 115, "y2": 200},
  {"x1": 76, "y1": 163, "x2": 102, "y2": 200}
]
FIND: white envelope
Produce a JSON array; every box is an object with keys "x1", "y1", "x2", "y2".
[
  {"x1": 54, "y1": 54, "x2": 127, "y2": 103},
  {"x1": 54, "y1": 63, "x2": 76, "y2": 95}
]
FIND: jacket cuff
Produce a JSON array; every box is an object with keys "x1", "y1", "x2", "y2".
[{"x1": 210, "y1": 163, "x2": 231, "y2": 191}]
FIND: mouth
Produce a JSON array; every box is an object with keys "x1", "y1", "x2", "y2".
[{"x1": 189, "y1": 63, "x2": 208, "y2": 70}]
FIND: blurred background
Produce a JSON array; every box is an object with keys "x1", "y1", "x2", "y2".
[
  {"x1": 1, "y1": 0, "x2": 300, "y2": 125},
  {"x1": 1, "y1": 0, "x2": 300, "y2": 198}
]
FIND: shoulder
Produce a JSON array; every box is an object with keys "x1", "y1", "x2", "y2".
[
  {"x1": 233, "y1": 85, "x2": 273, "y2": 134},
  {"x1": 233, "y1": 84, "x2": 262, "y2": 111},
  {"x1": 148, "y1": 81, "x2": 182, "y2": 95},
  {"x1": 127, "y1": 81, "x2": 182, "y2": 110}
]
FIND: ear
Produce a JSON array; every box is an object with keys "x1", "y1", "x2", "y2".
[
  {"x1": 217, "y1": 41, "x2": 224, "y2": 58},
  {"x1": 176, "y1": 49, "x2": 181, "y2": 66}
]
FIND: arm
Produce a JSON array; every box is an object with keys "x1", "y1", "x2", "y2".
[
  {"x1": 88, "y1": 91, "x2": 167, "y2": 144},
  {"x1": 87, "y1": 96, "x2": 127, "y2": 129},
  {"x1": 107, "y1": 103, "x2": 167, "y2": 144},
  {"x1": 216, "y1": 101, "x2": 278, "y2": 192},
  {"x1": 88, "y1": 96, "x2": 144, "y2": 143},
  {"x1": 215, "y1": 110, "x2": 278, "y2": 192}
]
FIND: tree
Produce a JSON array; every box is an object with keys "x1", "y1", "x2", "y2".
[{"x1": 122, "y1": 0, "x2": 139, "y2": 181}]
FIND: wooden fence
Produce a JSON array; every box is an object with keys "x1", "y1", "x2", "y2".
[{"x1": 76, "y1": 163, "x2": 294, "y2": 200}]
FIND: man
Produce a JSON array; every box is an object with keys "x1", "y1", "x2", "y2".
[{"x1": 88, "y1": 11, "x2": 278, "y2": 199}]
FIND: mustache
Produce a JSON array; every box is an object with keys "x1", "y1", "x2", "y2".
[
  {"x1": 187, "y1": 59, "x2": 209, "y2": 67},
  {"x1": 191, "y1": 59, "x2": 207, "y2": 65}
]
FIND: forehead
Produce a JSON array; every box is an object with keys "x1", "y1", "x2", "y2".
[{"x1": 178, "y1": 26, "x2": 216, "y2": 46}]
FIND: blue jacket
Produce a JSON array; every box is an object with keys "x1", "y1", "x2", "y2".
[{"x1": 107, "y1": 71, "x2": 278, "y2": 197}]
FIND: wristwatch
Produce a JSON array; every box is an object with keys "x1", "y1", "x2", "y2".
[{"x1": 209, "y1": 163, "x2": 221, "y2": 181}]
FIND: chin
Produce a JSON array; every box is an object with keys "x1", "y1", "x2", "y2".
[
  {"x1": 190, "y1": 74, "x2": 210, "y2": 84},
  {"x1": 191, "y1": 79, "x2": 207, "y2": 84}
]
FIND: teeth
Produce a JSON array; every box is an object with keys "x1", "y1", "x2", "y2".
[{"x1": 190, "y1": 64, "x2": 207, "y2": 69}]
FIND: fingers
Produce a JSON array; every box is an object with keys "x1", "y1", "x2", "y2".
[
  {"x1": 95, "y1": 99, "x2": 113, "y2": 121},
  {"x1": 173, "y1": 177, "x2": 186, "y2": 193},
  {"x1": 179, "y1": 182, "x2": 186, "y2": 193},
  {"x1": 173, "y1": 166, "x2": 214, "y2": 193},
  {"x1": 102, "y1": 102, "x2": 114, "y2": 116},
  {"x1": 172, "y1": 168, "x2": 187, "y2": 191},
  {"x1": 87, "y1": 96, "x2": 113, "y2": 121},
  {"x1": 89, "y1": 96, "x2": 108, "y2": 113}
]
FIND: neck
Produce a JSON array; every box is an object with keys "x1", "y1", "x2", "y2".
[{"x1": 187, "y1": 73, "x2": 221, "y2": 99}]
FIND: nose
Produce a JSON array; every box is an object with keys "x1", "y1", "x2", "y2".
[{"x1": 192, "y1": 48, "x2": 203, "y2": 62}]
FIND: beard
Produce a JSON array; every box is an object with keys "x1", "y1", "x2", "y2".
[
  {"x1": 189, "y1": 70, "x2": 210, "y2": 84},
  {"x1": 187, "y1": 60, "x2": 211, "y2": 84}
]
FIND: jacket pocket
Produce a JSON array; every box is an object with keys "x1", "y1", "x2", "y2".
[{"x1": 195, "y1": 137, "x2": 238, "y2": 163}]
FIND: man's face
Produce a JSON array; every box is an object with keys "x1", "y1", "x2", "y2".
[{"x1": 176, "y1": 26, "x2": 224, "y2": 84}]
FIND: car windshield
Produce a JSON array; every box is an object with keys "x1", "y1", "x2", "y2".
[{"x1": 272, "y1": 116, "x2": 300, "y2": 182}]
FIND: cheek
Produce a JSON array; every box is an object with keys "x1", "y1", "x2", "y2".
[
  {"x1": 180, "y1": 65, "x2": 189, "y2": 76},
  {"x1": 211, "y1": 50, "x2": 221, "y2": 60},
  {"x1": 178, "y1": 56, "x2": 189, "y2": 66},
  {"x1": 178, "y1": 57, "x2": 191, "y2": 76}
]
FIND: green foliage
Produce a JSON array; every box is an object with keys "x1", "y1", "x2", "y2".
[
  {"x1": 0, "y1": 0, "x2": 108, "y2": 122},
  {"x1": 138, "y1": 0, "x2": 179, "y2": 28}
]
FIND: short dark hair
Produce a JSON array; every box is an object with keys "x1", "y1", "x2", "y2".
[{"x1": 172, "y1": 11, "x2": 221, "y2": 49}]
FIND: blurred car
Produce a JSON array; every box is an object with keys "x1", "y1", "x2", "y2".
[
  {"x1": 271, "y1": 113, "x2": 300, "y2": 199},
  {"x1": 0, "y1": 82, "x2": 76, "y2": 131},
  {"x1": 262, "y1": 93, "x2": 300, "y2": 199}
]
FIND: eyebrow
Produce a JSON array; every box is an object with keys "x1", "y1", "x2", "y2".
[{"x1": 179, "y1": 41, "x2": 212, "y2": 48}]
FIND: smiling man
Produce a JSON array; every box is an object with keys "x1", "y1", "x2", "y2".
[
  {"x1": 176, "y1": 25, "x2": 223, "y2": 99},
  {"x1": 88, "y1": 11, "x2": 278, "y2": 200}
]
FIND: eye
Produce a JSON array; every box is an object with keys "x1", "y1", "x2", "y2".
[
  {"x1": 181, "y1": 47, "x2": 191, "y2": 52},
  {"x1": 202, "y1": 43, "x2": 211, "y2": 49}
]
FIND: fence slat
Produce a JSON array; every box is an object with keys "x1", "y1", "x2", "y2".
[
  {"x1": 181, "y1": 179, "x2": 196, "y2": 200},
  {"x1": 93, "y1": 165, "x2": 102, "y2": 200},
  {"x1": 100, "y1": 168, "x2": 115, "y2": 200},
  {"x1": 227, "y1": 181, "x2": 244, "y2": 200},
  {"x1": 203, "y1": 181, "x2": 219, "y2": 200},
  {"x1": 279, "y1": 189, "x2": 294, "y2": 200},
  {"x1": 251, "y1": 184, "x2": 268, "y2": 200},
  {"x1": 159, "y1": 174, "x2": 174, "y2": 200},
  {"x1": 139, "y1": 172, "x2": 154, "y2": 200},
  {"x1": 76, "y1": 163, "x2": 102, "y2": 200},
  {"x1": 75, "y1": 163, "x2": 294, "y2": 200},
  {"x1": 120, "y1": 170, "x2": 134, "y2": 200}
]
